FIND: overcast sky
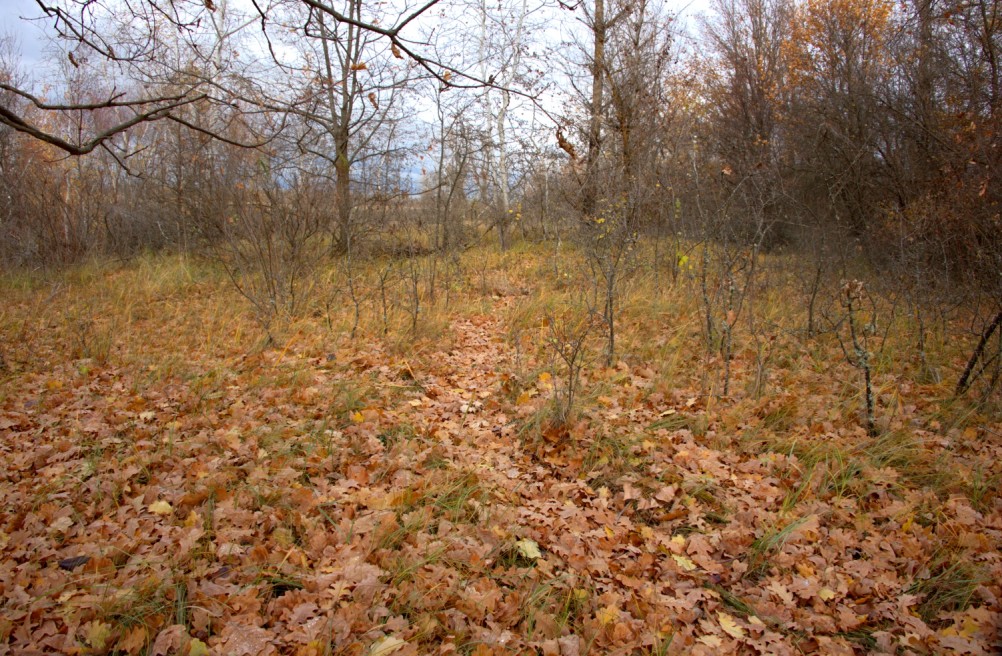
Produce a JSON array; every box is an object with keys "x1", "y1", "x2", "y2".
[
  {"x1": 1, "y1": 0, "x2": 710, "y2": 91},
  {"x1": 3, "y1": 0, "x2": 51, "y2": 75}
]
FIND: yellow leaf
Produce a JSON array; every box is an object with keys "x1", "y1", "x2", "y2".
[
  {"x1": 515, "y1": 539, "x2": 542, "y2": 560},
  {"x1": 818, "y1": 587, "x2": 837, "y2": 601},
  {"x1": 351, "y1": 411, "x2": 365, "y2": 424},
  {"x1": 368, "y1": 636, "x2": 406, "y2": 656},
  {"x1": 86, "y1": 620, "x2": 113, "y2": 651},
  {"x1": 188, "y1": 638, "x2": 209, "y2": 656},
  {"x1": 718, "y1": 612, "x2": 745, "y2": 639},
  {"x1": 941, "y1": 615, "x2": 982, "y2": 639},
  {"x1": 538, "y1": 371, "x2": 552, "y2": 385},
  {"x1": 148, "y1": 500, "x2": 173, "y2": 516},
  {"x1": 672, "y1": 554, "x2": 697, "y2": 571},
  {"x1": 960, "y1": 616, "x2": 981, "y2": 638},
  {"x1": 596, "y1": 604, "x2": 619, "y2": 625},
  {"x1": 516, "y1": 391, "x2": 532, "y2": 405},
  {"x1": 183, "y1": 510, "x2": 201, "y2": 528},
  {"x1": 697, "y1": 634, "x2": 723, "y2": 647}
]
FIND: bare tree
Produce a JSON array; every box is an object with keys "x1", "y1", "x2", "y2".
[
  {"x1": 473, "y1": 0, "x2": 545, "y2": 249},
  {"x1": 3, "y1": 0, "x2": 499, "y2": 157}
]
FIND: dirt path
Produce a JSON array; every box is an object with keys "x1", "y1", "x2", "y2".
[{"x1": 403, "y1": 305, "x2": 528, "y2": 487}]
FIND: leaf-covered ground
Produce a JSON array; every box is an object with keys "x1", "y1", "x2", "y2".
[{"x1": 1, "y1": 255, "x2": 1001, "y2": 655}]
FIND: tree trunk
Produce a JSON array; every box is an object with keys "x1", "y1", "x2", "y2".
[
  {"x1": 335, "y1": 137, "x2": 351, "y2": 252},
  {"x1": 583, "y1": 0, "x2": 606, "y2": 218},
  {"x1": 956, "y1": 307, "x2": 1002, "y2": 395}
]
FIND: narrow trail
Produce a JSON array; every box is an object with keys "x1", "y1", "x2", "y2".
[{"x1": 404, "y1": 300, "x2": 529, "y2": 492}]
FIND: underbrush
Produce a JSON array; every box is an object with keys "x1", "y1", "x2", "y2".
[{"x1": 0, "y1": 242, "x2": 999, "y2": 654}]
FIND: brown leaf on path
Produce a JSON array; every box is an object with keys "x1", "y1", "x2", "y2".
[
  {"x1": 539, "y1": 639, "x2": 561, "y2": 656},
  {"x1": 117, "y1": 626, "x2": 149, "y2": 655},
  {"x1": 557, "y1": 635, "x2": 581, "y2": 656},
  {"x1": 215, "y1": 624, "x2": 276, "y2": 656},
  {"x1": 151, "y1": 625, "x2": 187, "y2": 656}
]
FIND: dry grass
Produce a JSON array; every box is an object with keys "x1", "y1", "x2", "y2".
[{"x1": 1, "y1": 241, "x2": 999, "y2": 654}]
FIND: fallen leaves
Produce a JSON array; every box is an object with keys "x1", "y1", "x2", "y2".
[
  {"x1": 188, "y1": 637, "x2": 210, "y2": 656},
  {"x1": 148, "y1": 500, "x2": 173, "y2": 515},
  {"x1": 671, "y1": 554, "x2": 698, "y2": 571},
  {"x1": 595, "y1": 604, "x2": 619, "y2": 625},
  {"x1": 0, "y1": 264, "x2": 1000, "y2": 656},
  {"x1": 717, "y1": 611, "x2": 745, "y2": 639},
  {"x1": 514, "y1": 538, "x2": 542, "y2": 560},
  {"x1": 818, "y1": 586, "x2": 837, "y2": 601},
  {"x1": 84, "y1": 620, "x2": 113, "y2": 651},
  {"x1": 368, "y1": 635, "x2": 407, "y2": 656},
  {"x1": 216, "y1": 624, "x2": 276, "y2": 656}
]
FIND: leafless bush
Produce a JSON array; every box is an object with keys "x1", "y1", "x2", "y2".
[
  {"x1": 545, "y1": 305, "x2": 600, "y2": 426},
  {"x1": 213, "y1": 186, "x2": 327, "y2": 337}
]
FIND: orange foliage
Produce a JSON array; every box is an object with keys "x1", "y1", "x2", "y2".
[{"x1": 784, "y1": 0, "x2": 895, "y2": 92}]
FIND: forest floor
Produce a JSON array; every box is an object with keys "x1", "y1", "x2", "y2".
[{"x1": 1, "y1": 247, "x2": 1001, "y2": 655}]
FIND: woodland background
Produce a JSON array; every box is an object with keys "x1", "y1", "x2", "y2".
[{"x1": 1, "y1": 0, "x2": 1001, "y2": 654}]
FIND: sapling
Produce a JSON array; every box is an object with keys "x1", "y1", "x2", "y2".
[
  {"x1": 835, "y1": 279, "x2": 879, "y2": 435},
  {"x1": 545, "y1": 307, "x2": 599, "y2": 426}
]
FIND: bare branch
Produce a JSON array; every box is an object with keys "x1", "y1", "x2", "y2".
[{"x1": 0, "y1": 92, "x2": 205, "y2": 155}]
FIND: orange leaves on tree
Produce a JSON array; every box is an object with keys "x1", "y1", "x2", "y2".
[{"x1": 783, "y1": 0, "x2": 894, "y2": 92}]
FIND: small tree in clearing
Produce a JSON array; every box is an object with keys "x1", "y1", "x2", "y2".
[
  {"x1": 545, "y1": 306, "x2": 600, "y2": 427},
  {"x1": 835, "y1": 279, "x2": 880, "y2": 436}
]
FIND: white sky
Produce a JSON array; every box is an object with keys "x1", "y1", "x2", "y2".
[
  {"x1": 2, "y1": 0, "x2": 50, "y2": 72},
  {"x1": 2, "y1": 0, "x2": 712, "y2": 77}
]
